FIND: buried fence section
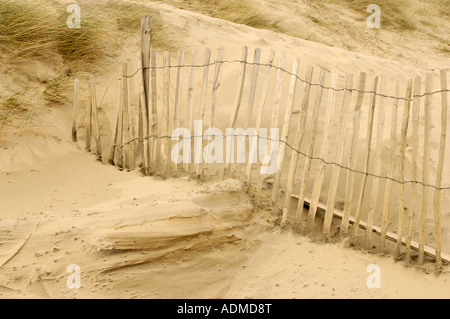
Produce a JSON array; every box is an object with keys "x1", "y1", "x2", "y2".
[{"x1": 73, "y1": 21, "x2": 450, "y2": 268}]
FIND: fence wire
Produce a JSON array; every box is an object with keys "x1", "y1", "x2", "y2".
[
  {"x1": 119, "y1": 60, "x2": 449, "y2": 102},
  {"x1": 116, "y1": 133, "x2": 450, "y2": 191}
]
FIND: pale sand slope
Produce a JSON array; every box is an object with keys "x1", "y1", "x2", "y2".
[
  {"x1": 1, "y1": 150, "x2": 450, "y2": 299},
  {"x1": 1, "y1": 0, "x2": 450, "y2": 298}
]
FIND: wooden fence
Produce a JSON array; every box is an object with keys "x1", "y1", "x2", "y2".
[{"x1": 72, "y1": 16, "x2": 450, "y2": 272}]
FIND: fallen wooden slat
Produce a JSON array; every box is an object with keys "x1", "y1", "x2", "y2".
[{"x1": 291, "y1": 194, "x2": 450, "y2": 264}]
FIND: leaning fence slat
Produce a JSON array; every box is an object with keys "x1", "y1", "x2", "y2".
[
  {"x1": 419, "y1": 74, "x2": 433, "y2": 265},
  {"x1": 271, "y1": 58, "x2": 300, "y2": 203},
  {"x1": 195, "y1": 48, "x2": 211, "y2": 177},
  {"x1": 185, "y1": 51, "x2": 199, "y2": 174},
  {"x1": 340, "y1": 72, "x2": 367, "y2": 238},
  {"x1": 246, "y1": 49, "x2": 276, "y2": 183},
  {"x1": 201, "y1": 47, "x2": 224, "y2": 179},
  {"x1": 149, "y1": 49, "x2": 158, "y2": 176},
  {"x1": 394, "y1": 79, "x2": 413, "y2": 257},
  {"x1": 172, "y1": 50, "x2": 185, "y2": 177},
  {"x1": 90, "y1": 75, "x2": 102, "y2": 161},
  {"x1": 380, "y1": 81, "x2": 400, "y2": 252},
  {"x1": 405, "y1": 77, "x2": 422, "y2": 263},
  {"x1": 352, "y1": 76, "x2": 378, "y2": 245},
  {"x1": 366, "y1": 76, "x2": 386, "y2": 249},
  {"x1": 323, "y1": 73, "x2": 354, "y2": 240},
  {"x1": 298, "y1": 69, "x2": 326, "y2": 232},
  {"x1": 72, "y1": 78, "x2": 79, "y2": 143},
  {"x1": 281, "y1": 65, "x2": 313, "y2": 225},
  {"x1": 160, "y1": 51, "x2": 171, "y2": 179},
  {"x1": 224, "y1": 46, "x2": 249, "y2": 178},
  {"x1": 433, "y1": 70, "x2": 447, "y2": 270},
  {"x1": 309, "y1": 69, "x2": 338, "y2": 235}
]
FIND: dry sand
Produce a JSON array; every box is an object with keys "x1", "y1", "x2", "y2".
[{"x1": 1, "y1": 0, "x2": 450, "y2": 298}]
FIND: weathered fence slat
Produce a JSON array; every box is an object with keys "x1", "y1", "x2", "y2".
[
  {"x1": 246, "y1": 49, "x2": 276, "y2": 183},
  {"x1": 281, "y1": 65, "x2": 313, "y2": 226},
  {"x1": 127, "y1": 60, "x2": 137, "y2": 170},
  {"x1": 419, "y1": 74, "x2": 433, "y2": 265},
  {"x1": 172, "y1": 50, "x2": 185, "y2": 177},
  {"x1": 90, "y1": 74, "x2": 102, "y2": 161},
  {"x1": 245, "y1": 48, "x2": 262, "y2": 128},
  {"x1": 195, "y1": 48, "x2": 211, "y2": 177},
  {"x1": 405, "y1": 76, "x2": 422, "y2": 263},
  {"x1": 86, "y1": 78, "x2": 93, "y2": 152},
  {"x1": 271, "y1": 58, "x2": 300, "y2": 203},
  {"x1": 141, "y1": 16, "x2": 152, "y2": 175},
  {"x1": 298, "y1": 69, "x2": 326, "y2": 233},
  {"x1": 309, "y1": 69, "x2": 338, "y2": 236},
  {"x1": 366, "y1": 76, "x2": 386, "y2": 249},
  {"x1": 201, "y1": 47, "x2": 224, "y2": 179},
  {"x1": 72, "y1": 78, "x2": 79, "y2": 143},
  {"x1": 352, "y1": 76, "x2": 378, "y2": 245},
  {"x1": 340, "y1": 72, "x2": 366, "y2": 238},
  {"x1": 160, "y1": 51, "x2": 171, "y2": 179},
  {"x1": 185, "y1": 50, "x2": 199, "y2": 174},
  {"x1": 224, "y1": 46, "x2": 248, "y2": 178},
  {"x1": 380, "y1": 81, "x2": 400, "y2": 252},
  {"x1": 149, "y1": 49, "x2": 158, "y2": 176},
  {"x1": 434, "y1": 70, "x2": 447, "y2": 270},
  {"x1": 323, "y1": 73, "x2": 354, "y2": 240},
  {"x1": 394, "y1": 79, "x2": 413, "y2": 257},
  {"x1": 257, "y1": 52, "x2": 286, "y2": 191}
]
